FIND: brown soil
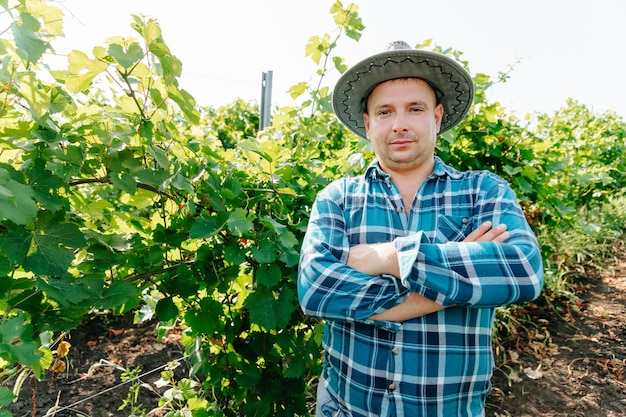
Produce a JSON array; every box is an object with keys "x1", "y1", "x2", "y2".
[
  {"x1": 6, "y1": 315, "x2": 187, "y2": 417},
  {"x1": 486, "y1": 246, "x2": 626, "y2": 417},
  {"x1": 6, "y1": 247, "x2": 626, "y2": 417}
]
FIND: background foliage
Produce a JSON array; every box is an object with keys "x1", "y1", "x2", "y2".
[{"x1": 0, "y1": 1, "x2": 624, "y2": 416}]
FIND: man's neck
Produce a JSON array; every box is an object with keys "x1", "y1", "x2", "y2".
[{"x1": 382, "y1": 157, "x2": 435, "y2": 212}]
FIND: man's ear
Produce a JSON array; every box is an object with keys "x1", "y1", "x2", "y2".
[
  {"x1": 363, "y1": 112, "x2": 370, "y2": 138},
  {"x1": 434, "y1": 103, "x2": 444, "y2": 134}
]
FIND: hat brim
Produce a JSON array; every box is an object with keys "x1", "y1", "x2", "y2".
[{"x1": 332, "y1": 49, "x2": 474, "y2": 139}]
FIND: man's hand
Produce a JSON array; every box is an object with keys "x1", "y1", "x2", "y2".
[{"x1": 464, "y1": 221, "x2": 509, "y2": 242}]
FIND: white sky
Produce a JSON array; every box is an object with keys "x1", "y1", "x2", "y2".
[{"x1": 50, "y1": 0, "x2": 626, "y2": 118}]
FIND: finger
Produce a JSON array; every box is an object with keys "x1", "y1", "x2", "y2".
[
  {"x1": 464, "y1": 221, "x2": 492, "y2": 242},
  {"x1": 490, "y1": 230, "x2": 511, "y2": 243},
  {"x1": 476, "y1": 224, "x2": 508, "y2": 242}
]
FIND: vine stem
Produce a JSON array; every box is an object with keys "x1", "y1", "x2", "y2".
[
  {"x1": 308, "y1": 3, "x2": 355, "y2": 118},
  {"x1": 68, "y1": 177, "x2": 177, "y2": 201}
]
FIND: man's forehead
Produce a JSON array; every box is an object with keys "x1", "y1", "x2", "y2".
[{"x1": 367, "y1": 78, "x2": 439, "y2": 105}]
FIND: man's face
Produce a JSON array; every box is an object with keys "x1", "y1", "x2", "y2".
[{"x1": 363, "y1": 78, "x2": 443, "y2": 175}]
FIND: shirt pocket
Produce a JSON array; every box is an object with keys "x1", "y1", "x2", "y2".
[{"x1": 436, "y1": 215, "x2": 474, "y2": 243}]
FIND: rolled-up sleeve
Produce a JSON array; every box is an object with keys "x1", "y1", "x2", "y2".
[
  {"x1": 394, "y1": 178, "x2": 544, "y2": 307},
  {"x1": 297, "y1": 182, "x2": 408, "y2": 325}
]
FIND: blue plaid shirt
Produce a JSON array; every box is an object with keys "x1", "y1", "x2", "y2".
[{"x1": 298, "y1": 157, "x2": 544, "y2": 417}]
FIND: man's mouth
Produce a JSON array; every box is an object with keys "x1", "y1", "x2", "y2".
[{"x1": 390, "y1": 139, "x2": 414, "y2": 146}]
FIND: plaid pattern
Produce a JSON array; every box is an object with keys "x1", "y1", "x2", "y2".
[{"x1": 298, "y1": 157, "x2": 544, "y2": 417}]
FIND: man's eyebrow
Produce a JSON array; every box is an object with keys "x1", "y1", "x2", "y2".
[
  {"x1": 372, "y1": 100, "x2": 430, "y2": 109},
  {"x1": 407, "y1": 100, "x2": 430, "y2": 107}
]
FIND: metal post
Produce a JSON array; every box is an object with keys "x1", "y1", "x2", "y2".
[{"x1": 260, "y1": 70, "x2": 273, "y2": 130}]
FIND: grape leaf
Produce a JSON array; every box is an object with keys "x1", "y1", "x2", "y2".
[
  {"x1": 245, "y1": 287, "x2": 295, "y2": 330},
  {"x1": 227, "y1": 208, "x2": 254, "y2": 237},
  {"x1": 0, "y1": 314, "x2": 42, "y2": 367},
  {"x1": 0, "y1": 168, "x2": 37, "y2": 225},
  {"x1": 107, "y1": 42, "x2": 143, "y2": 69}
]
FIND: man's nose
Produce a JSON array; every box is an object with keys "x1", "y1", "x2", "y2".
[{"x1": 392, "y1": 113, "x2": 410, "y2": 132}]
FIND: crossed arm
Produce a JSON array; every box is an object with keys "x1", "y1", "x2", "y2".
[{"x1": 347, "y1": 222, "x2": 511, "y2": 321}]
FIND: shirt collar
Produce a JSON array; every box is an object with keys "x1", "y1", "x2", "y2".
[{"x1": 364, "y1": 156, "x2": 463, "y2": 182}]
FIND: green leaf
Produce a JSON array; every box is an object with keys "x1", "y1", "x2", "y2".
[
  {"x1": 223, "y1": 242, "x2": 246, "y2": 265},
  {"x1": 60, "y1": 144, "x2": 85, "y2": 166},
  {"x1": 282, "y1": 356, "x2": 307, "y2": 379},
  {"x1": 227, "y1": 208, "x2": 254, "y2": 237},
  {"x1": 107, "y1": 42, "x2": 144, "y2": 69},
  {"x1": 277, "y1": 229, "x2": 299, "y2": 251},
  {"x1": 244, "y1": 398, "x2": 271, "y2": 417},
  {"x1": 94, "y1": 280, "x2": 138, "y2": 310},
  {"x1": 244, "y1": 287, "x2": 295, "y2": 330},
  {"x1": 139, "y1": 18, "x2": 162, "y2": 42},
  {"x1": 28, "y1": 1, "x2": 64, "y2": 36},
  {"x1": 0, "y1": 167, "x2": 37, "y2": 225},
  {"x1": 155, "y1": 297, "x2": 178, "y2": 322},
  {"x1": 17, "y1": 71, "x2": 50, "y2": 119},
  {"x1": 12, "y1": 14, "x2": 48, "y2": 63},
  {"x1": 110, "y1": 171, "x2": 137, "y2": 194},
  {"x1": 0, "y1": 225, "x2": 31, "y2": 265},
  {"x1": 162, "y1": 268, "x2": 199, "y2": 298},
  {"x1": 222, "y1": 175, "x2": 243, "y2": 200},
  {"x1": 255, "y1": 263, "x2": 281, "y2": 288},
  {"x1": 25, "y1": 222, "x2": 86, "y2": 276},
  {"x1": 148, "y1": 144, "x2": 170, "y2": 169},
  {"x1": 65, "y1": 50, "x2": 109, "y2": 93},
  {"x1": 148, "y1": 38, "x2": 182, "y2": 80},
  {"x1": 233, "y1": 359, "x2": 263, "y2": 390},
  {"x1": 184, "y1": 298, "x2": 224, "y2": 335},
  {"x1": 36, "y1": 275, "x2": 99, "y2": 306},
  {"x1": 250, "y1": 239, "x2": 277, "y2": 265},
  {"x1": 239, "y1": 139, "x2": 273, "y2": 162},
  {"x1": 134, "y1": 168, "x2": 171, "y2": 188},
  {"x1": 30, "y1": 345, "x2": 53, "y2": 380},
  {"x1": 190, "y1": 214, "x2": 223, "y2": 239},
  {"x1": 138, "y1": 119, "x2": 153, "y2": 139},
  {"x1": 171, "y1": 173, "x2": 194, "y2": 194},
  {"x1": 484, "y1": 106, "x2": 498, "y2": 124},
  {"x1": 502, "y1": 165, "x2": 521, "y2": 176},
  {"x1": 26, "y1": 160, "x2": 67, "y2": 212},
  {"x1": 0, "y1": 386, "x2": 16, "y2": 406},
  {"x1": 332, "y1": 55, "x2": 348, "y2": 74},
  {"x1": 0, "y1": 314, "x2": 42, "y2": 367},
  {"x1": 279, "y1": 248, "x2": 301, "y2": 268},
  {"x1": 514, "y1": 177, "x2": 535, "y2": 194},
  {"x1": 166, "y1": 85, "x2": 200, "y2": 124},
  {"x1": 262, "y1": 217, "x2": 300, "y2": 265},
  {"x1": 305, "y1": 35, "x2": 323, "y2": 65},
  {"x1": 288, "y1": 82, "x2": 307, "y2": 99},
  {"x1": 0, "y1": 253, "x2": 11, "y2": 277}
]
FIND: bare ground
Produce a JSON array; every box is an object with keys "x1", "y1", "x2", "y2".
[
  {"x1": 487, "y1": 243, "x2": 626, "y2": 417},
  {"x1": 6, "y1": 244, "x2": 626, "y2": 417}
]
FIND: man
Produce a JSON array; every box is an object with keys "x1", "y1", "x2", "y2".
[{"x1": 297, "y1": 41, "x2": 544, "y2": 417}]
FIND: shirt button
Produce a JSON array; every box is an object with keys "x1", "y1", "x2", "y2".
[
  {"x1": 391, "y1": 348, "x2": 399, "y2": 355},
  {"x1": 462, "y1": 217, "x2": 469, "y2": 224},
  {"x1": 389, "y1": 383, "x2": 396, "y2": 391}
]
